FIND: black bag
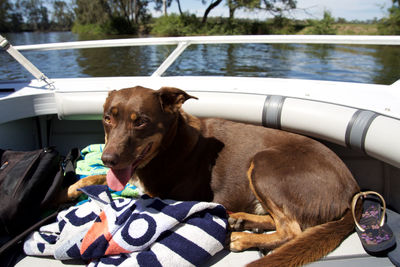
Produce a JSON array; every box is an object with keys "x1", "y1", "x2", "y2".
[{"x1": 0, "y1": 147, "x2": 79, "y2": 250}]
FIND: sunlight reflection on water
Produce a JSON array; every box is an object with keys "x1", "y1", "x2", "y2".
[{"x1": 1, "y1": 32, "x2": 399, "y2": 85}]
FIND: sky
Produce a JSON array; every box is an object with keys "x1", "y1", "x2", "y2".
[{"x1": 155, "y1": 0, "x2": 393, "y2": 21}]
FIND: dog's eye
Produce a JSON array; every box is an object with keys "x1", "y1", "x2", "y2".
[
  {"x1": 134, "y1": 117, "x2": 148, "y2": 129},
  {"x1": 104, "y1": 115, "x2": 111, "y2": 124}
]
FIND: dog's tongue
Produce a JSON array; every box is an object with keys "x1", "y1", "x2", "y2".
[{"x1": 106, "y1": 167, "x2": 132, "y2": 191}]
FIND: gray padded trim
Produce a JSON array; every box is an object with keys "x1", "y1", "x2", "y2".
[
  {"x1": 345, "y1": 110, "x2": 378, "y2": 152},
  {"x1": 262, "y1": 95, "x2": 285, "y2": 129}
]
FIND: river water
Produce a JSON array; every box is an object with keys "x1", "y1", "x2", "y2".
[{"x1": 1, "y1": 32, "x2": 399, "y2": 85}]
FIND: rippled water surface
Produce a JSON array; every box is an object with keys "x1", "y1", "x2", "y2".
[{"x1": 1, "y1": 32, "x2": 399, "y2": 85}]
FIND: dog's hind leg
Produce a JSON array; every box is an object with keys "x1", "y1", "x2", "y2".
[
  {"x1": 229, "y1": 157, "x2": 304, "y2": 252},
  {"x1": 238, "y1": 145, "x2": 359, "y2": 266},
  {"x1": 229, "y1": 188, "x2": 303, "y2": 252},
  {"x1": 229, "y1": 213, "x2": 302, "y2": 251},
  {"x1": 228, "y1": 212, "x2": 275, "y2": 232}
]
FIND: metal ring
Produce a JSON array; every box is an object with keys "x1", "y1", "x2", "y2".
[{"x1": 351, "y1": 191, "x2": 386, "y2": 232}]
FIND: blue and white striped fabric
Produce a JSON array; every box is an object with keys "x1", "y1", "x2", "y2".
[{"x1": 24, "y1": 185, "x2": 227, "y2": 267}]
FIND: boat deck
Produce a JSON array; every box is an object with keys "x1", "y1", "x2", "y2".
[{"x1": 13, "y1": 232, "x2": 395, "y2": 266}]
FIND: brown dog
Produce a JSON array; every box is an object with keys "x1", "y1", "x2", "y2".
[{"x1": 101, "y1": 86, "x2": 360, "y2": 267}]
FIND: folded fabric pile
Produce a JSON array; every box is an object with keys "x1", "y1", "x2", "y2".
[
  {"x1": 75, "y1": 144, "x2": 109, "y2": 179},
  {"x1": 24, "y1": 185, "x2": 227, "y2": 266}
]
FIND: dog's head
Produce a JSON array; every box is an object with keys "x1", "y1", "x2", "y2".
[{"x1": 101, "y1": 86, "x2": 197, "y2": 191}]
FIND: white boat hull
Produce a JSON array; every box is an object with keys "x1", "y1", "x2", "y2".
[{"x1": 1, "y1": 35, "x2": 400, "y2": 266}]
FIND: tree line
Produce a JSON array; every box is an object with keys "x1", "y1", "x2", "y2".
[
  {"x1": 0, "y1": 0, "x2": 295, "y2": 33},
  {"x1": 1, "y1": 0, "x2": 74, "y2": 32},
  {"x1": 1, "y1": 0, "x2": 399, "y2": 35}
]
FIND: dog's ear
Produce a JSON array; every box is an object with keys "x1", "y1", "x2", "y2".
[{"x1": 156, "y1": 87, "x2": 198, "y2": 113}]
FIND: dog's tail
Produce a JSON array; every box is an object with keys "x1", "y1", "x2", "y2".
[{"x1": 247, "y1": 207, "x2": 356, "y2": 267}]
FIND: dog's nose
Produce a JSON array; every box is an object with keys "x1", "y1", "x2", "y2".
[{"x1": 101, "y1": 153, "x2": 119, "y2": 168}]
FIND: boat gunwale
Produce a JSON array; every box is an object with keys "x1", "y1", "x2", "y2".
[{"x1": 13, "y1": 35, "x2": 400, "y2": 51}]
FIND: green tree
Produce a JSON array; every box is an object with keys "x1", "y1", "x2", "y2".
[
  {"x1": 378, "y1": 0, "x2": 400, "y2": 35},
  {"x1": 153, "y1": 0, "x2": 184, "y2": 16},
  {"x1": 19, "y1": 0, "x2": 50, "y2": 31},
  {"x1": 151, "y1": 13, "x2": 200, "y2": 36},
  {"x1": 201, "y1": 0, "x2": 297, "y2": 24},
  {"x1": 8, "y1": 11, "x2": 24, "y2": 32},
  {"x1": 52, "y1": 0, "x2": 74, "y2": 30},
  {"x1": 336, "y1": 17, "x2": 347, "y2": 24},
  {"x1": 0, "y1": 0, "x2": 12, "y2": 31},
  {"x1": 38, "y1": 3, "x2": 49, "y2": 29},
  {"x1": 202, "y1": 0, "x2": 222, "y2": 23},
  {"x1": 73, "y1": 0, "x2": 151, "y2": 34},
  {"x1": 131, "y1": 0, "x2": 151, "y2": 24},
  {"x1": 106, "y1": 0, "x2": 151, "y2": 25},
  {"x1": 153, "y1": 0, "x2": 172, "y2": 16},
  {"x1": 74, "y1": 0, "x2": 111, "y2": 25},
  {"x1": 6, "y1": 0, "x2": 24, "y2": 32},
  {"x1": 311, "y1": 10, "x2": 336, "y2": 35},
  {"x1": 227, "y1": 0, "x2": 258, "y2": 20}
]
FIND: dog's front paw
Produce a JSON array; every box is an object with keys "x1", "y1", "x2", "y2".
[
  {"x1": 229, "y1": 232, "x2": 252, "y2": 252},
  {"x1": 228, "y1": 216, "x2": 244, "y2": 231}
]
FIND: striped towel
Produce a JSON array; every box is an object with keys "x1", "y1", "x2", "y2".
[{"x1": 24, "y1": 185, "x2": 227, "y2": 266}]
